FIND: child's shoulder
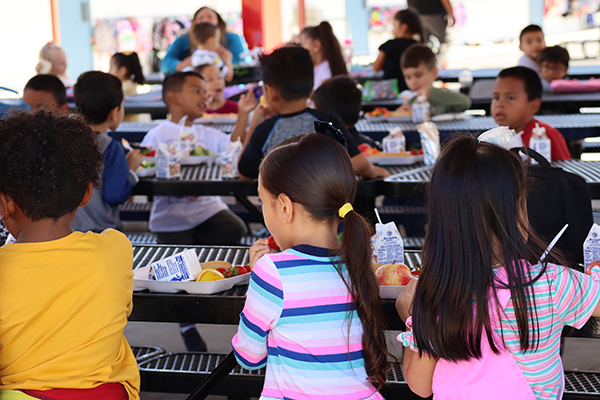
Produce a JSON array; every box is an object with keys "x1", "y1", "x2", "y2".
[{"x1": 88, "y1": 228, "x2": 131, "y2": 249}]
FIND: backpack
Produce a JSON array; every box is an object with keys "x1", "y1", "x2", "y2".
[{"x1": 513, "y1": 147, "x2": 593, "y2": 264}]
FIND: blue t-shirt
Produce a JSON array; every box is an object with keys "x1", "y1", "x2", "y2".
[{"x1": 161, "y1": 32, "x2": 248, "y2": 73}]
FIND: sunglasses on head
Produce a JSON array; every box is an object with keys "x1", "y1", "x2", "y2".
[{"x1": 313, "y1": 120, "x2": 348, "y2": 150}]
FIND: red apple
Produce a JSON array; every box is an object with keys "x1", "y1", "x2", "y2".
[{"x1": 375, "y1": 263, "x2": 413, "y2": 286}]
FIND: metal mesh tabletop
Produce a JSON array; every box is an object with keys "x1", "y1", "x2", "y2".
[
  {"x1": 438, "y1": 65, "x2": 600, "y2": 82},
  {"x1": 565, "y1": 371, "x2": 600, "y2": 395},
  {"x1": 132, "y1": 245, "x2": 250, "y2": 272},
  {"x1": 131, "y1": 346, "x2": 166, "y2": 362},
  {"x1": 115, "y1": 121, "x2": 161, "y2": 133}
]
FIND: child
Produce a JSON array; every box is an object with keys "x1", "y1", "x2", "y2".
[
  {"x1": 194, "y1": 64, "x2": 239, "y2": 114},
  {"x1": 313, "y1": 75, "x2": 379, "y2": 148},
  {"x1": 492, "y1": 66, "x2": 571, "y2": 160},
  {"x1": 109, "y1": 51, "x2": 146, "y2": 97},
  {"x1": 140, "y1": 71, "x2": 254, "y2": 245},
  {"x1": 22, "y1": 74, "x2": 69, "y2": 114},
  {"x1": 35, "y1": 42, "x2": 72, "y2": 87},
  {"x1": 517, "y1": 25, "x2": 546, "y2": 78},
  {"x1": 191, "y1": 22, "x2": 233, "y2": 82},
  {"x1": 233, "y1": 133, "x2": 393, "y2": 399},
  {"x1": 395, "y1": 135, "x2": 600, "y2": 398},
  {"x1": 300, "y1": 21, "x2": 348, "y2": 91},
  {"x1": 73, "y1": 71, "x2": 143, "y2": 233},
  {"x1": 372, "y1": 8, "x2": 423, "y2": 92},
  {"x1": 401, "y1": 43, "x2": 471, "y2": 115},
  {"x1": 0, "y1": 111, "x2": 140, "y2": 399},
  {"x1": 540, "y1": 45, "x2": 570, "y2": 85},
  {"x1": 238, "y1": 46, "x2": 388, "y2": 181}
]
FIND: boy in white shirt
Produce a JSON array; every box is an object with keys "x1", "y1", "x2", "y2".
[
  {"x1": 517, "y1": 25, "x2": 546, "y2": 78},
  {"x1": 191, "y1": 22, "x2": 233, "y2": 82}
]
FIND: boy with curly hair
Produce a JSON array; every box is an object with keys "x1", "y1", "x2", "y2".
[{"x1": 0, "y1": 111, "x2": 140, "y2": 399}]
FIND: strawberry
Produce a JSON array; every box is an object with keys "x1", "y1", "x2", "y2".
[{"x1": 268, "y1": 236, "x2": 279, "y2": 250}]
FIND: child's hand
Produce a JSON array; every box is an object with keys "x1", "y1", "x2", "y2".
[
  {"x1": 396, "y1": 104, "x2": 412, "y2": 113},
  {"x1": 238, "y1": 92, "x2": 257, "y2": 115},
  {"x1": 251, "y1": 104, "x2": 275, "y2": 127},
  {"x1": 396, "y1": 278, "x2": 417, "y2": 322},
  {"x1": 217, "y1": 46, "x2": 233, "y2": 64},
  {"x1": 126, "y1": 149, "x2": 143, "y2": 171},
  {"x1": 249, "y1": 238, "x2": 276, "y2": 270}
]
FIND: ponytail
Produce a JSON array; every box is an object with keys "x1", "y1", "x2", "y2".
[
  {"x1": 395, "y1": 8, "x2": 425, "y2": 43},
  {"x1": 259, "y1": 133, "x2": 394, "y2": 388},
  {"x1": 301, "y1": 21, "x2": 348, "y2": 77},
  {"x1": 111, "y1": 52, "x2": 145, "y2": 84}
]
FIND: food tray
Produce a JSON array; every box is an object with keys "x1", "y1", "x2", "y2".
[
  {"x1": 430, "y1": 113, "x2": 470, "y2": 122},
  {"x1": 365, "y1": 115, "x2": 412, "y2": 123},
  {"x1": 133, "y1": 266, "x2": 250, "y2": 294},
  {"x1": 368, "y1": 154, "x2": 424, "y2": 166},
  {"x1": 136, "y1": 167, "x2": 156, "y2": 178},
  {"x1": 194, "y1": 115, "x2": 238, "y2": 124},
  {"x1": 379, "y1": 285, "x2": 405, "y2": 299},
  {"x1": 181, "y1": 155, "x2": 219, "y2": 165}
]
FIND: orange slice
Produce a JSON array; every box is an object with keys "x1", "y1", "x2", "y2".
[
  {"x1": 260, "y1": 95, "x2": 266, "y2": 107},
  {"x1": 195, "y1": 268, "x2": 225, "y2": 282}
]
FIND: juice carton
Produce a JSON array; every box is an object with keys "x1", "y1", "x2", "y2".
[
  {"x1": 584, "y1": 223, "x2": 600, "y2": 270},
  {"x1": 149, "y1": 249, "x2": 202, "y2": 282},
  {"x1": 530, "y1": 123, "x2": 551, "y2": 163},
  {"x1": 382, "y1": 127, "x2": 406, "y2": 154},
  {"x1": 375, "y1": 222, "x2": 404, "y2": 264},
  {"x1": 156, "y1": 142, "x2": 181, "y2": 179}
]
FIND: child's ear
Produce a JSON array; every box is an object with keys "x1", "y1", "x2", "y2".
[
  {"x1": 529, "y1": 98, "x2": 542, "y2": 115},
  {"x1": 432, "y1": 66, "x2": 439, "y2": 79},
  {"x1": 278, "y1": 193, "x2": 294, "y2": 223},
  {"x1": 167, "y1": 91, "x2": 180, "y2": 107},
  {"x1": 0, "y1": 192, "x2": 17, "y2": 221},
  {"x1": 108, "y1": 106, "x2": 120, "y2": 122},
  {"x1": 59, "y1": 103, "x2": 70, "y2": 114},
  {"x1": 78, "y1": 183, "x2": 94, "y2": 208},
  {"x1": 265, "y1": 84, "x2": 281, "y2": 102}
]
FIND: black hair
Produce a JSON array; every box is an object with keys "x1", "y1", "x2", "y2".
[
  {"x1": 24, "y1": 74, "x2": 67, "y2": 106},
  {"x1": 395, "y1": 8, "x2": 425, "y2": 43},
  {"x1": 190, "y1": 7, "x2": 229, "y2": 52},
  {"x1": 400, "y1": 43, "x2": 436, "y2": 70},
  {"x1": 0, "y1": 111, "x2": 102, "y2": 221},
  {"x1": 497, "y1": 66, "x2": 542, "y2": 101},
  {"x1": 520, "y1": 24, "x2": 544, "y2": 42},
  {"x1": 412, "y1": 136, "x2": 567, "y2": 361},
  {"x1": 259, "y1": 133, "x2": 394, "y2": 387},
  {"x1": 539, "y1": 45, "x2": 570, "y2": 68},
  {"x1": 111, "y1": 52, "x2": 145, "y2": 85},
  {"x1": 260, "y1": 46, "x2": 314, "y2": 101},
  {"x1": 301, "y1": 21, "x2": 348, "y2": 77},
  {"x1": 161, "y1": 71, "x2": 204, "y2": 105},
  {"x1": 313, "y1": 76, "x2": 362, "y2": 127},
  {"x1": 193, "y1": 22, "x2": 218, "y2": 46},
  {"x1": 73, "y1": 71, "x2": 124, "y2": 125}
]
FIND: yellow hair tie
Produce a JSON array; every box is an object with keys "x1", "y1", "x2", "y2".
[{"x1": 339, "y1": 203, "x2": 353, "y2": 218}]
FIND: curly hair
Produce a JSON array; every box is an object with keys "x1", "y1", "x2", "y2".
[{"x1": 0, "y1": 111, "x2": 103, "y2": 221}]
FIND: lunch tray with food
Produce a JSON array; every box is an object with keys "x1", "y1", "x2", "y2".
[
  {"x1": 367, "y1": 151, "x2": 424, "y2": 166},
  {"x1": 194, "y1": 113, "x2": 238, "y2": 124}
]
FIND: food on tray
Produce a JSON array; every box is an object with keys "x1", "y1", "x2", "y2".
[
  {"x1": 141, "y1": 148, "x2": 156, "y2": 157},
  {"x1": 140, "y1": 160, "x2": 156, "y2": 169},
  {"x1": 196, "y1": 268, "x2": 225, "y2": 281},
  {"x1": 201, "y1": 112, "x2": 237, "y2": 119},
  {"x1": 191, "y1": 146, "x2": 217, "y2": 156},
  {"x1": 365, "y1": 107, "x2": 411, "y2": 118},
  {"x1": 216, "y1": 265, "x2": 251, "y2": 278},
  {"x1": 268, "y1": 236, "x2": 279, "y2": 250},
  {"x1": 358, "y1": 144, "x2": 381, "y2": 157},
  {"x1": 200, "y1": 260, "x2": 232, "y2": 270},
  {"x1": 376, "y1": 263, "x2": 413, "y2": 286},
  {"x1": 369, "y1": 149, "x2": 423, "y2": 157}
]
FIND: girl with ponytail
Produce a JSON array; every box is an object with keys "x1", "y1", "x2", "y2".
[
  {"x1": 373, "y1": 7, "x2": 424, "y2": 92},
  {"x1": 300, "y1": 21, "x2": 348, "y2": 92},
  {"x1": 232, "y1": 133, "x2": 393, "y2": 399},
  {"x1": 109, "y1": 52, "x2": 145, "y2": 97}
]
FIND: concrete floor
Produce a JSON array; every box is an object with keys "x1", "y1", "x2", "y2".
[{"x1": 125, "y1": 321, "x2": 600, "y2": 399}]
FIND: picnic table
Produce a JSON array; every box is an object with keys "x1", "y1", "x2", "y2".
[
  {"x1": 471, "y1": 91, "x2": 600, "y2": 114},
  {"x1": 438, "y1": 65, "x2": 600, "y2": 83}
]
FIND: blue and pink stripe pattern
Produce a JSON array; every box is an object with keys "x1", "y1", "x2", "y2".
[{"x1": 232, "y1": 245, "x2": 383, "y2": 400}]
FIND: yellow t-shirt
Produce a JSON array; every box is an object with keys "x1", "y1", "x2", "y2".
[{"x1": 0, "y1": 230, "x2": 140, "y2": 400}]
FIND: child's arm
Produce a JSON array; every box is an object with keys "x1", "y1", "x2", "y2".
[
  {"x1": 161, "y1": 36, "x2": 191, "y2": 73},
  {"x1": 351, "y1": 153, "x2": 390, "y2": 179},
  {"x1": 238, "y1": 106, "x2": 275, "y2": 181},
  {"x1": 230, "y1": 92, "x2": 257, "y2": 143},
  {"x1": 218, "y1": 47, "x2": 234, "y2": 82},
  {"x1": 231, "y1": 255, "x2": 283, "y2": 369},
  {"x1": 403, "y1": 348, "x2": 437, "y2": 398},
  {"x1": 372, "y1": 50, "x2": 386, "y2": 72},
  {"x1": 103, "y1": 142, "x2": 138, "y2": 206}
]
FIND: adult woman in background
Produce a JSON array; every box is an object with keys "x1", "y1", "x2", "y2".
[{"x1": 161, "y1": 6, "x2": 248, "y2": 73}]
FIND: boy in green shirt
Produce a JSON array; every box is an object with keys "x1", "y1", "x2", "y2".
[{"x1": 401, "y1": 43, "x2": 471, "y2": 115}]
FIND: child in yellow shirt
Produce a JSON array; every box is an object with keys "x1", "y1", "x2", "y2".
[{"x1": 0, "y1": 111, "x2": 140, "y2": 400}]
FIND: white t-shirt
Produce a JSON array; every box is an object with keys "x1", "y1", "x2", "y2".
[
  {"x1": 140, "y1": 120, "x2": 231, "y2": 232},
  {"x1": 191, "y1": 49, "x2": 229, "y2": 79},
  {"x1": 313, "y1": 60, "x2": 332, "y2": 91}
]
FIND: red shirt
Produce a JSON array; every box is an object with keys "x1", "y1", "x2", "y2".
[
  {"x1": 206, "y1": 100, "x2": 239, "y2": 114},
  {"x1": 521, "y1": 118, "x2": 571, "y2": 161}
]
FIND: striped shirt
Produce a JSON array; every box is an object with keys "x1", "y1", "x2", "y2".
[
  {"x1": 495, "y1": 263, "x2": 600, "y2": 399},
  {"x1": 232, "y1": 245, "x2": 383, "y2": 400}
]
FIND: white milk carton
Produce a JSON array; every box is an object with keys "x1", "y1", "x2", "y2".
[
  {"x1": 375, "y1": 222, "x2": 404, "y2": 264},
  {"x1": 178, "y1": 116, "x2": 196, "y2": 158},
  {"x1": 529, "y1": 123, "x2": 551, "y2": 163},
  {"x1": 382, "y1": 127, "x2": 406, "y2": 154},
  {"x1": 220, "y1": 137, "x2": 243, "y2": 178},
  {"x1": 156, "y1": 142, "x2": 181, "y2": 179},
  {"x1": 149, "y1": 249, "x2": 202, "y2": 281},
  {"x1": 412, "y1": 92, "x2": 430, "y2": 123},
  {"x1": 584, "y1": 223, "x2": 600, "y2": 270}
]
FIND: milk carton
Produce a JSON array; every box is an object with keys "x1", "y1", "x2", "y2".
[
  {"x1": 382, "y1": 127, "x2": 406, "y2": 154},
  {"x1": 178, "y1": 116, "x2": 196, "y2": 158},
  {"x1": 529, "y1": 123, "x2": 551, "y2": 163},
  {"x1": 149, "y1": 249, "x2": 202, "y2": 282},
  {"x1": 584, "y1": 223, "x2": 600, "y2": 270},
  {"x1": 375, "y1": 222, "x2": 404, "y2": 264},
  {"x1": 412, "y1": 92, "x2": 430, "y2": 123},
  {"x1": 156, "y1": 142, "x2": 181, "y2": 179},
  {"x1": 220, "y1": 137, "x2": 243, "y2": 178}
]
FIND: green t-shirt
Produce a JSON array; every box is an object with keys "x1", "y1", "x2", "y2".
[{"x1": 408, "y1": 86, "x2": 471, "y2": 115}]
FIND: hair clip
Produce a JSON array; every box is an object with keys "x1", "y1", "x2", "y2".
[{"x1": 313, "y1": 120, "x2": 348, "y2": 150}]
